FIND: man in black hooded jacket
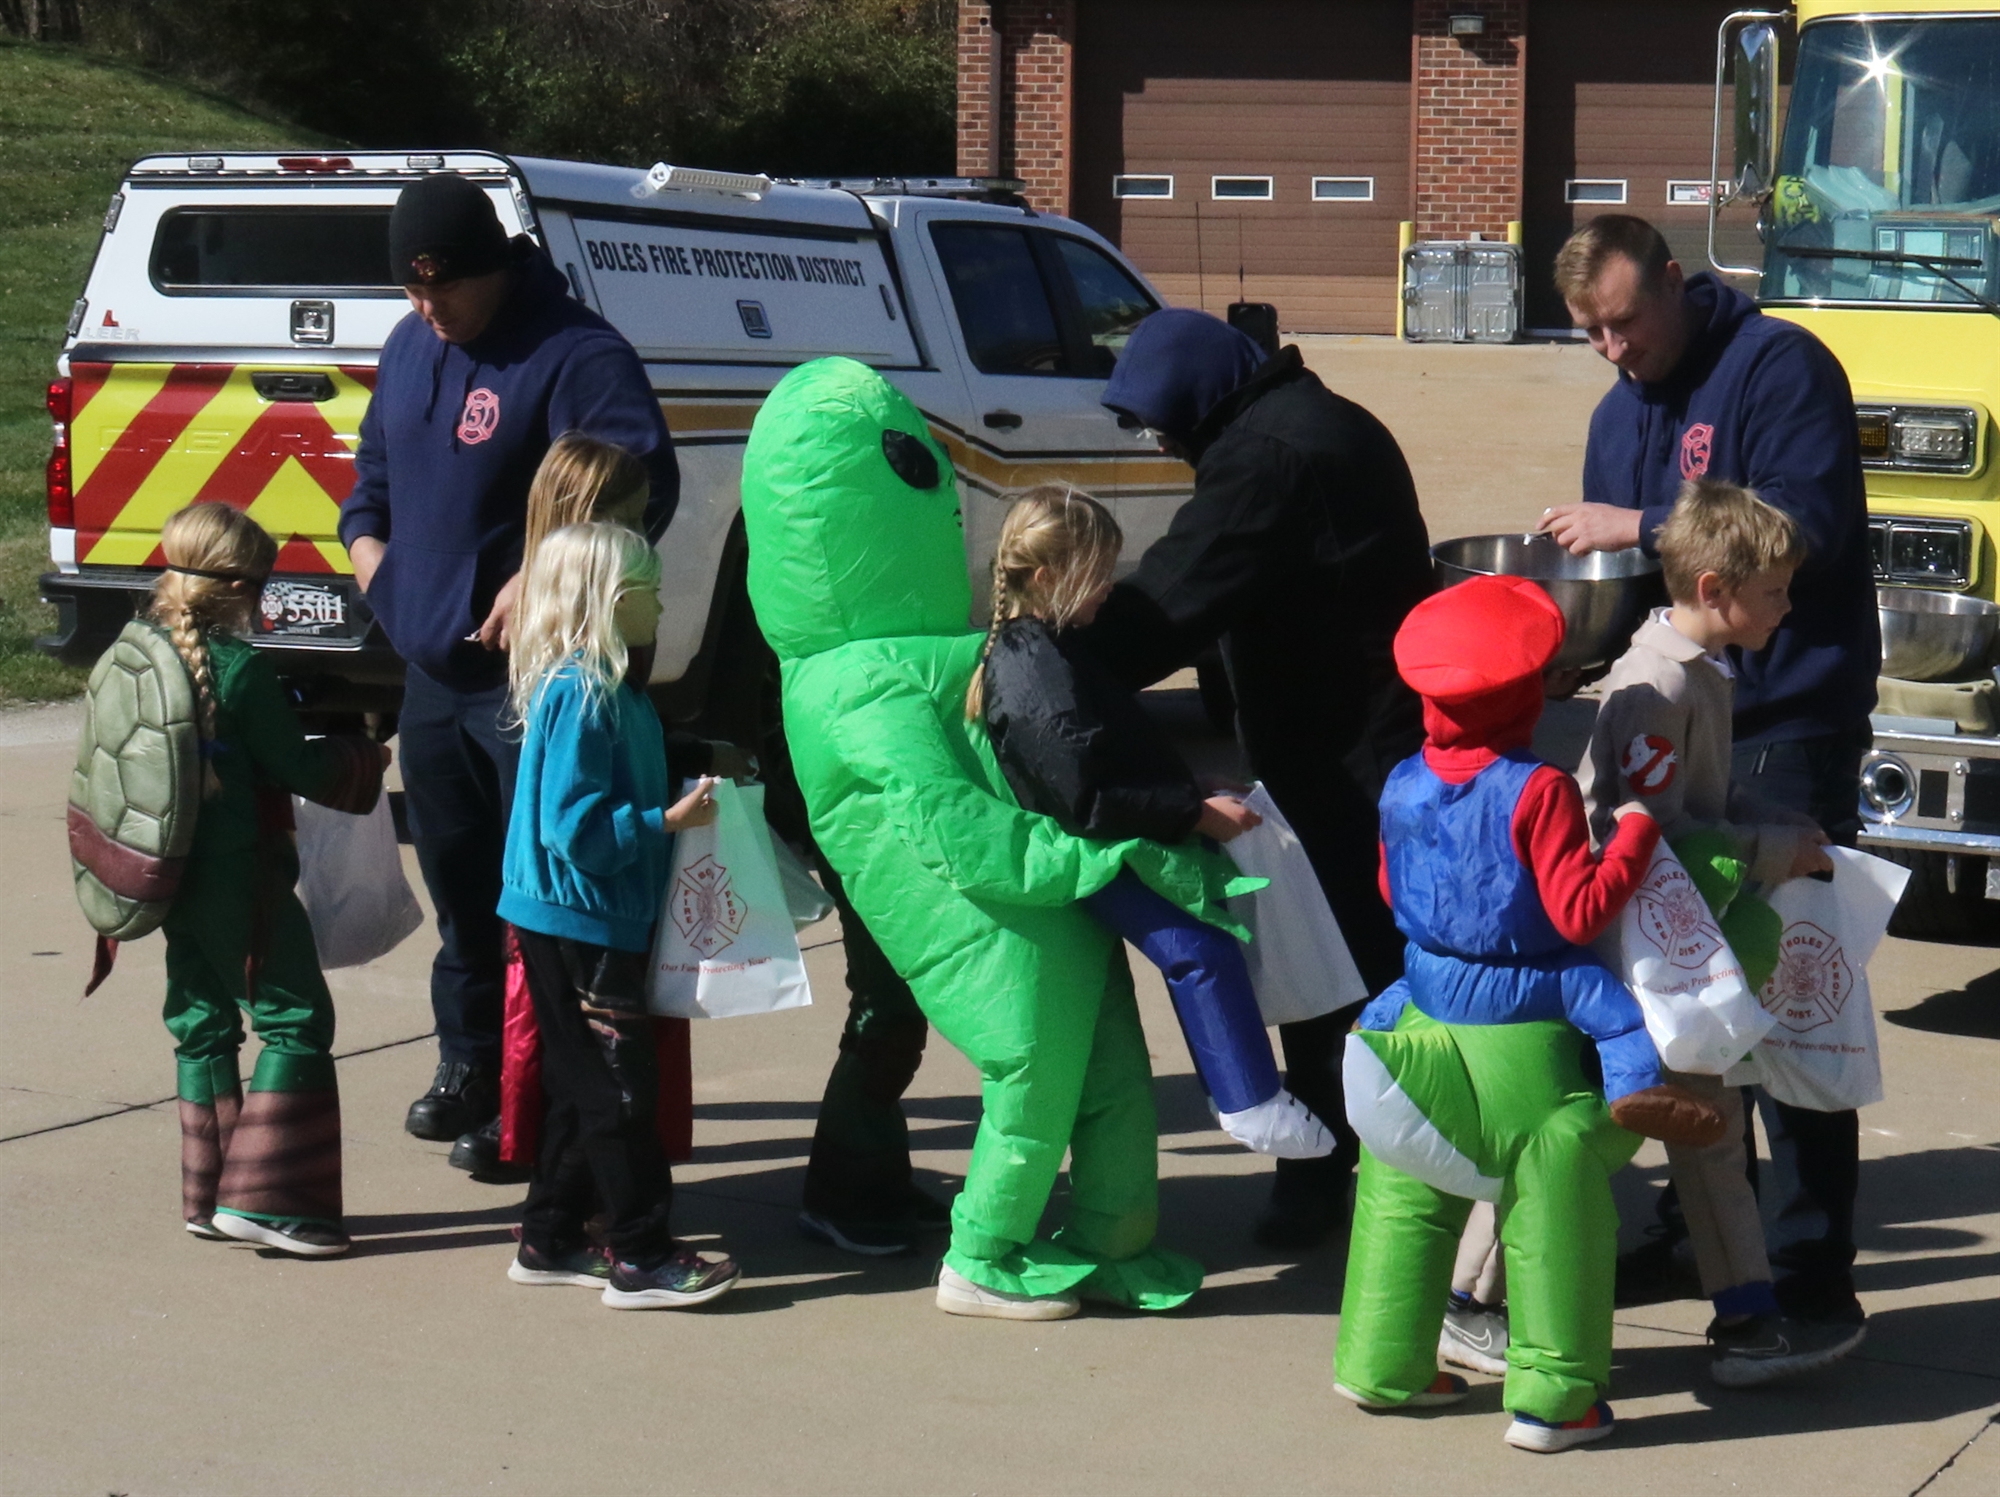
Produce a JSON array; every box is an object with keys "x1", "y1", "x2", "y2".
[{"x1": 1082, "y1": 308, "x2": 1434, "y2": 1247}]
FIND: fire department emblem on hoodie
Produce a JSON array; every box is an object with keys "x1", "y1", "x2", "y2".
[
  {"x1": 1622, "y1": 733, "x2": 1678, "y2": 794},
  {"x1": 457, "y1": 387, "x2": 500, "y2": 445}
]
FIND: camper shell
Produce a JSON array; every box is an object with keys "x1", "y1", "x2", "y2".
[{"x1": 41, "y1": 150, "x2": 1186, "y2": 733}]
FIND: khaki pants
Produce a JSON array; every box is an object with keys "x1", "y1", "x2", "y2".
[{"x1": 1664, "y1": 1071, "x2": 1770, "y2": 1296}]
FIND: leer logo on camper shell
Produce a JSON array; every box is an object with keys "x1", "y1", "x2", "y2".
[{"x1": 1761, "y1": 920, "x2": 1853, "y2": 1033}]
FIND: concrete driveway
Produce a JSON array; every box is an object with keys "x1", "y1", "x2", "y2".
[{"x1": 4, "y1": 340, "x2": 1996, "y2": 1495}]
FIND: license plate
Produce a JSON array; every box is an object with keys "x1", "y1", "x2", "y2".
[{"x1": 254, "y1": 577, "x2": 361, "y2": 642}]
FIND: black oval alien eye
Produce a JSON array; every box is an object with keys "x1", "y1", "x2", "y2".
[{"x1": 882, "y1": 428, "x2": 941, "y2": 490}]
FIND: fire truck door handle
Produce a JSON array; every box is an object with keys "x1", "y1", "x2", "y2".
[
  {"x1": 982, "y1": 410, "x2": 1023, "y2": 430},
  {"x1": 251, "y1": 371, "x2": 336, "y2": 403}
]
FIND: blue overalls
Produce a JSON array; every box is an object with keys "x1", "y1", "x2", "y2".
[{"x1": 1361, "y1": 750, "x2": 1660, "y2": 1102}]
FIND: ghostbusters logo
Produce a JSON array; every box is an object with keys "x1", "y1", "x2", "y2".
[
  {"x1": 1633, "y1": 859, "x2": 1724, "y2": 970},
  {"x1": 1760, "y1": 920, "x2": 1853, "y2": 1033},
  {"x1": 1680, "y1": 423, "x2": 1714, "y2": 479},
  {"x1": 457, "y1": 387, "x2": 500, "y2": 445},
  {"x1": 1622, "y1": 733, "x2": 1678, "y2": 795}
]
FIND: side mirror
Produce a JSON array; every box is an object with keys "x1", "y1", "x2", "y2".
[{"x1": 1733, "y1": 21, "x2": 1780, "y2": 201}]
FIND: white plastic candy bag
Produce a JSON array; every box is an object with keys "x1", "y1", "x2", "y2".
[
  {"x1": 292, "y1": 793, "x2": 424, "y2": 970},
  {"x1": 647, "y1": 780, "x2": 813, "y2": 1020},
  {"x1": 1593, "y1": 839, "x2": 1776, "y2": 1075},
  {"x1": 1227, "y1": 782, "x2": 1371, "y2": 1026},
  {"x1": 1738, "y1": 846, "x2": 1908, "y2": 1112}
]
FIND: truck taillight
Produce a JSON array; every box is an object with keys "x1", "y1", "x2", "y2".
[{"x1": 46, "y1": 377, "x2": 73, "y2": 529}]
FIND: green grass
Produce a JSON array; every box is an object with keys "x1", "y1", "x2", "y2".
[{"x1": 0, "y1": 41, "x2": 331, "y2": 703}]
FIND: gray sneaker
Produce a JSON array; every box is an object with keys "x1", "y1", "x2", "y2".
[
  {"x1": 1708, "y1": 1313, "x2": 1866, "y2": 1387},
  {"x1": 1439, "y1": 1296, "x2": 1509, "y2": 1375}
]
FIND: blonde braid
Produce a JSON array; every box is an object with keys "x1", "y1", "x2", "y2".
[
  {"x1": 147, "y1": 503, "x2": 279, "y2": 798},
  {"x1": 963, "y1": 564, "x2": 1014, "y2": 722}
]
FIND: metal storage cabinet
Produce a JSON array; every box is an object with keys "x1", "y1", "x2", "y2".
[{"x1": 1401, "y1": 241, "x2": 1521, "y2": 343}]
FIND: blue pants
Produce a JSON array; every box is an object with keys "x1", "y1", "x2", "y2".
[
  {"x1": 399, "y1": 666, "x2": 520, "y2": 1071},
  {"x1": 1081, "y1": 869, "x2": 1278, "y2": 1114}
]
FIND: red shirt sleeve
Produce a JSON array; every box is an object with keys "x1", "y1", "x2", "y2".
[
  {"x1": 1510, "y1": 765, "x2": 1661, "y2": 945},
  {"x1": 1378, "y1": 839, "x2": 1392, "y2": 908}
]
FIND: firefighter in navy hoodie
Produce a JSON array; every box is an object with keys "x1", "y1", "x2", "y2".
[
  {"x1": 340, "y1": 173, "x2": 677, "y2": 1152},
  {"x1": 1537, "y1": 214, "x2": 1878, "y2": 1332}
]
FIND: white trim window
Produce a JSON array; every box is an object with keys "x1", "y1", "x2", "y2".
[
  {"x1": 1211, "y1": 175, "x2": 1274, "y2": 201},
  {"x1": 1311, "y1": 176, "x2": 1375, "y2": 202},
  {"x1": 1565, "y1": 178, "x2": 1629, "y2": 204},
  {"x1": 1112, "y1": 174, "x2": 1174, "y2": 200},
  {"x1": 1666, "y1": 179, "x2": 1713, "y2": 206}
]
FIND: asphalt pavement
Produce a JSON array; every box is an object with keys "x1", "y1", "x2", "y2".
[{"x1": 4, "y1": 339, "x2": 1996, "y2": 1495}]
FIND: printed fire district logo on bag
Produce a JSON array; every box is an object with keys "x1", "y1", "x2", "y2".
[
  {"x1": 1633, "y1": 860, "x2": 1724, "y2": 970},
  {"x1": 1760, "y1": 920, "x2": 1853, "y2": 1033},
  {"x1": 670, "y1": 854, "x2": 747, "y2": 959},
  {"x1": 1622, "y1": 733, "x2": 1678, "y2": 794}
]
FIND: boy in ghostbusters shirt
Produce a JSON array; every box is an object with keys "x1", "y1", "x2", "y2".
[{"x1": 1579, "y1": 478, "x2": 1864, "y2": 1385}]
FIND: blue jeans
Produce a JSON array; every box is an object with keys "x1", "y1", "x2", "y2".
[
  {"x1": 1733, "y1": 727, "x2": 1869, "y2": 1312},
  {"x1": 1081, "y1": 869, "x2": 1279, "y2": 1115},
  {"x1": 399, "y1": 666, "x2": 520, "y2": 1071}
]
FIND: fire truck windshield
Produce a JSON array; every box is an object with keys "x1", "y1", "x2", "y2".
[{"x1": 1763, "y1": 17, "x2": 2000, "y2": 313}]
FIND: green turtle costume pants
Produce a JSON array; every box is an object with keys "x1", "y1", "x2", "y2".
[{"x1": 164, "y1": 879, "x2": 341, "y2": 1227}]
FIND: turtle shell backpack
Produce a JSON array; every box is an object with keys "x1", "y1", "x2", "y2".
[{"x1": 69, "y1": 618, "x2": 204, "y2": 991}]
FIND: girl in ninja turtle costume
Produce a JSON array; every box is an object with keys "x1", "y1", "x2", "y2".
[
  {"x1": 1336, "y1": 575, "x2": 1725, "y2": 1452},
  {"x1": 147, "y1": 503, "x2": 387, "y2": 1257},
  {"x1": 740, "y1": 358, "x2": 1258, "y2": 1320}
]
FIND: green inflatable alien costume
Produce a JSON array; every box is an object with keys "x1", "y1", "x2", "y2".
[{"x1": 741, "y1": 358, "x2": 1255, "y2": 1307}]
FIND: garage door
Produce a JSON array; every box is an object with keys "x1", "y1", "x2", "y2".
[
  {"x1": 1072, "y1": 0, "x2": 1409, "y2": 334},
  {"x1": 1523, "y1": 0, "x2": 1772, "y2": 327}
]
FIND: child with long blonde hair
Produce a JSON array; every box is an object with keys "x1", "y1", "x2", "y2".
[
  {"x1": 143, "y1": 502, "x2": 387, "y2": 1256},
  {"x1": 496, "y1": 521, "x2": 739, "y2": 1308},
  {"x1": 975, "y1": 485, "x2": 1332, "y2": 1157}
]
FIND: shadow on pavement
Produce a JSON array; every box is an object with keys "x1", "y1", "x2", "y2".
[{"x1": 1885, "y1": 972, "x2": 2000, "y2": 1038}]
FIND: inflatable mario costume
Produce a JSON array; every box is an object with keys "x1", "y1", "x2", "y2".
[{"x1": 1333, "y1": 574, "x2": 1724, "y2": 1452}]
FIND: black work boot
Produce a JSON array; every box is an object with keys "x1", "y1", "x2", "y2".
[
  {"x1": 448, "y1": 1114, "x2": 532, "y2": 1183},
  {"x1": 1253, "y1": 1149, "x2": 1355, "y2": 1251},
  {"x1": 405, "y1": 1059, "x2": 499, "y2": 1142}
]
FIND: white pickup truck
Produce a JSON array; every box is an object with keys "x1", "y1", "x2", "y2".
[{"x1": 41, "y1": 151, "x2": 1195, "y2": 737}]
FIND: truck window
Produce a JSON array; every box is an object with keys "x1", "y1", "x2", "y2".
[
  {"x1": 1051, "y1": 236, "x2": 1157, "y2": 375},
  {"x1": 930, "y1": 222, "x2": 1069, "y2": 375},
  {"x1": 152, "y1": 208, "x2": 396, "y2": 292}
]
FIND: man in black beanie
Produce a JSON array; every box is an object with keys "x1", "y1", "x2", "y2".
[{"x1": 341, "y1": 172, "x2": 678, "y2": 1162}]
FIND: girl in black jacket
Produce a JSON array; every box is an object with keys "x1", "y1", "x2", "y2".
[{"x1": 972, "y1": 487, "x2": 1330, "y2": 1158}]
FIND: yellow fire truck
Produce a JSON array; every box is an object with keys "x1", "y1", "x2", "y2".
[{"x1": 1713, "y1": 1, "x2": 2000, "y2": 933}]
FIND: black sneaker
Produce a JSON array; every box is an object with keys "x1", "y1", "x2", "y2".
[
  {"x1": 1708, "y1": 1313, "x2": 1866, "y2": 1387},
  {"x1": 797, "y1": 1210, "x2": 917, "y2": 1257},
  {"x1": 448, "y1": 1115, "x2": 533, "y2": 1183},
  {"x1": 508, "y1": 1240, "x2": 611, "y2": 1288},
  {"x1": 601, "y1": 1247, "x2": 741, "y2": 1309},
  {"x1": 405, "y1": 1059, "x2": 499, "y2": 1142}
]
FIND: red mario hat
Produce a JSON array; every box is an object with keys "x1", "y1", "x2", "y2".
[{"x1": 1394, "y1": 574, "x2": 1566, "y2": 704}]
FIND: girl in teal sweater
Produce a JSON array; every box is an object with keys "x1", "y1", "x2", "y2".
[{"x1": 497, "y1": 521, "x2": 737, "y2": 1309}]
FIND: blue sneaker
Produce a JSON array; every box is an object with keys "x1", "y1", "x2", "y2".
[
  {"x1": 1505, "y1": 1399, "x2": 1616, "y2": 1452},
  {"x1": 1334, "y1": 1371, "x2": 1470, "y2": 1410}
]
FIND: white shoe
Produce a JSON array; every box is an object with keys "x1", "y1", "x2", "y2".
[
  {"x1": 1217, "y1": 1090, "x2": 1335, "y2": 1158},
  {"x1": 1439, "y1": 1299, "x2": 1510, "y2": 1376},
  {"x1": 935, "y1": 1264, "x2": 1079, "y2": 1321}
]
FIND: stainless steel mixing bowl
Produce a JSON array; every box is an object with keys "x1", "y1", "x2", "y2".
[
  {"x1": 1878, "y1": 586, "x2": 1999, "y2": 682},
  {"x1": 1431, "y1": 533, "x2": 1665, "y2": 672}
]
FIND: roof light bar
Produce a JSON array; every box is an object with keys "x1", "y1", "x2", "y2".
[{"x1": 632, "y1": 163, "x2": 772, "y2": 201}]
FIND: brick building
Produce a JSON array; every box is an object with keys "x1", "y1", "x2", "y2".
[{"x1": 957, "y1": 1, "x2": 1758, "y2": 332}]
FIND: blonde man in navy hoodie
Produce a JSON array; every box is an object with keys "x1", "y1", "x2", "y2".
[
  {"x1": 341, "y1": 174, "x2": 677, "y2": 1156},
  {"x1": 1538, "y1": 214, "x2": 1878, "y2": 1337}
]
